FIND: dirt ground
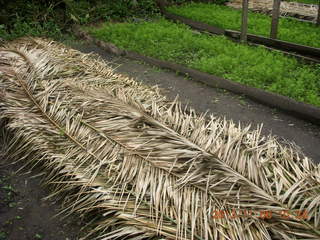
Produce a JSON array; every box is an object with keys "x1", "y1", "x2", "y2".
[
  {"x1": 0, "y1": 158, "x2": 82, "y2": 240},
  {"x1": 1, "y1": 41, "x2": 319, "y2": 240}
]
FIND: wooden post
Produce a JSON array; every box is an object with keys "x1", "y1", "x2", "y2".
[
  {"x1": 317, "y1": 0, "x2": 320, "y2": 26},
  {"x1": 270, "y1": 0, "x2": 281, "y2": 39},
  {"x1": 155, "y1": 0, "x2": 168, "y2": 12},
  {"x1": 240, "y1": 0, "x2": 249, "y2": 42}
]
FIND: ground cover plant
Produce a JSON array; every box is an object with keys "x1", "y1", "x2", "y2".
[
  {"x1": 286, "y1": 0, "x2": 319, "y2": 4},
  {"x1": 166, "y1": 3, "x2": 320, "y2": 48},
  {"x1": 88, "y1": 19, "x2": 320, "y2": 107},
  {"x1": 1, "y1": 0, "x2": 207, "y2": 41},
  {"x1": 0, "y1": 0, "x2": 160, "y2": 40}
]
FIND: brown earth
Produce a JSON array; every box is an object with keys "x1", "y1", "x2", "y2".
[{"x1": 0, "y1": 157, "x2": 83, "y2": 240}]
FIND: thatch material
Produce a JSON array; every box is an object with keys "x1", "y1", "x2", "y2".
[
  {"x1": 227, "y1": 0, "x2": 319, "y2": 21},
  {"x1": 0, "y1": 38, "x2": 320, "y2": 240}
]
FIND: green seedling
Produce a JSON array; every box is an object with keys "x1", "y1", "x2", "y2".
[
  {"x1": 167, "y1": 3, "x2": 320, "y2": 48},
  {"x1": 89, "y1": 19, "x2": 320, "y2": 107},
  {"x1": 35, "y1": 233, "x2": 43, "y2": 239}
]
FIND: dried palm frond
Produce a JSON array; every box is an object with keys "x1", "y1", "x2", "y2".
[{"x1": 0, "y1": 38, "x2": 319, "y2": 240}]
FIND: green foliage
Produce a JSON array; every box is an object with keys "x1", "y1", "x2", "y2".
[
  {"x1": 63, "y1": 0, "x2": 160, "y2": 24},
  {"x1": 1, "y1": 19, "x2": 63, "y2": 41},
  {"x1": 167, "y1": 3, "x2": 320, "y2": 48},
  {"x1": 0, "y1": 0, "x2": 164, "y2": 40},
  {"x1": 0, "y1": 0, "x2": 232, "y2": 40},
  {"x1": 0, "y1": 24, "x2": 10, "y2": 39},
  {"x1": 1, "y1": 0, "x2": 66, "y2": 40},
  {"x1": 285, "y1": 0, "x2": 319, "y2": 4},
  {"x1": 89, "y1": 19, "x2": 320, "y2": 107}
]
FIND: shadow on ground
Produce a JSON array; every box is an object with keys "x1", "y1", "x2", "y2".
[{"x1": 0, "y1": 151, "x2": 82, "y2": 240}]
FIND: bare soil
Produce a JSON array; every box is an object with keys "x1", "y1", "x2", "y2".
[{"x1": 0, "y1": 159, "x2": 82, "y2": 240}]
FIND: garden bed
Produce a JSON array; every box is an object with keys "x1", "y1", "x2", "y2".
[
  {"x1": 84, "y1": 20, "x2": 320, "y2": 106},
  {"x1": 75, "y1": 20, "x2": 320, "y2": 123},
  {"x1": 165, "y1": 3, "x2": 320, "y2": 50},
  {"x1": 162, "y1": 10, "x2": 320, "y2": 62}
]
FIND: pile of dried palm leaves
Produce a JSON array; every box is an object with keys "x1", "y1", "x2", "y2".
[
  {"x1": 0, "y1": 38, "x2": 320, "y2": 240},
  {"x1": 227, "y1": 0, "x2": 319, "y2": 20}
]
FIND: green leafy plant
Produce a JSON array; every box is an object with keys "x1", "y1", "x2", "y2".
[
  {"x1": 167, "y1": 3, "x2": 320, "y2": 48},
  {"x1": 7, "y1": 18, "x2": 63, "y2": 40},
  {"x1": 0, "y1": 0, "x2": 162, "y2": 40},
  {"x1": 285, "y1": 0, "x2": 319, "y2": 4},
  {"x1": 89, "y1": 18, "x2": 320, "y2": 107},
  {"x1": 35, "y1": 233, "x2": 43, "y2": 239},
  {"x1": 0, "y1": 24, "x2": 10, "y2": 39}
]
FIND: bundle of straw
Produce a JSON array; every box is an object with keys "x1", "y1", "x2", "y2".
[{"x1": 0, "y1": 38, "x2": 319, "y2": 240}]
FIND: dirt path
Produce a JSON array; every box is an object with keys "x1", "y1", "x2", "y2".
[
  {"x1": 0, "y1": 158, "x2": 83, "y2": 240},
  {"x1": 0, "y1": 128, "x2": 82, "y2": 240},
  {"x1": 73, "y1": 43, "x2": 320, "y2": 163},
  {"x1": 227, "y1": 0, "x2": 319, "y2": 21}
]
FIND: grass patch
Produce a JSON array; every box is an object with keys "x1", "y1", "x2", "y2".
[
  {"x1": 286, "y1": 0, "x2": 319, "y2": 4},
  {"x1": 167, "y1": 3, "x2": 320, "y2": 48},
  {"x1": 87, "y1": 19, "x2": 320, "y2": 106}
]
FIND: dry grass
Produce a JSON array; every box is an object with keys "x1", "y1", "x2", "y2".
[{"x1": 0, "y1": 38, "x2": 320, "y2": 239}]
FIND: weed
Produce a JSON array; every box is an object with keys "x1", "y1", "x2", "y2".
[
  {"x1": 238, "y1": 95, "x2": 247, "y2": 105},
  {"x1": 1, "y1": 19, "x2": 63, "y2": 41},
  {"x1": 0, "y1": 175, "x2": 15, "y2": 208},
  {"x1": 8, "y1": 202, "x2": 16, "y2": 208},
  {"x1": 239, "y1": 99, "x2": 247, "y2": 106},
  {"x1": 152, "y1": 66, "x2": 163, "y2": 72},
  {"x1": 35, "y1": 233, "x2": 43, "y2": 239},
  {"x1": 2, "y1": 185, "x2": 13, "y2": 191},
  {"x1": 0, "y1": 232, "x2": 6, "y2": 240}
]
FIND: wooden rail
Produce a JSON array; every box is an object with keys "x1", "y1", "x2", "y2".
[{"x1": 159, "y1": 5, "x2": 320, "y2": 62}]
